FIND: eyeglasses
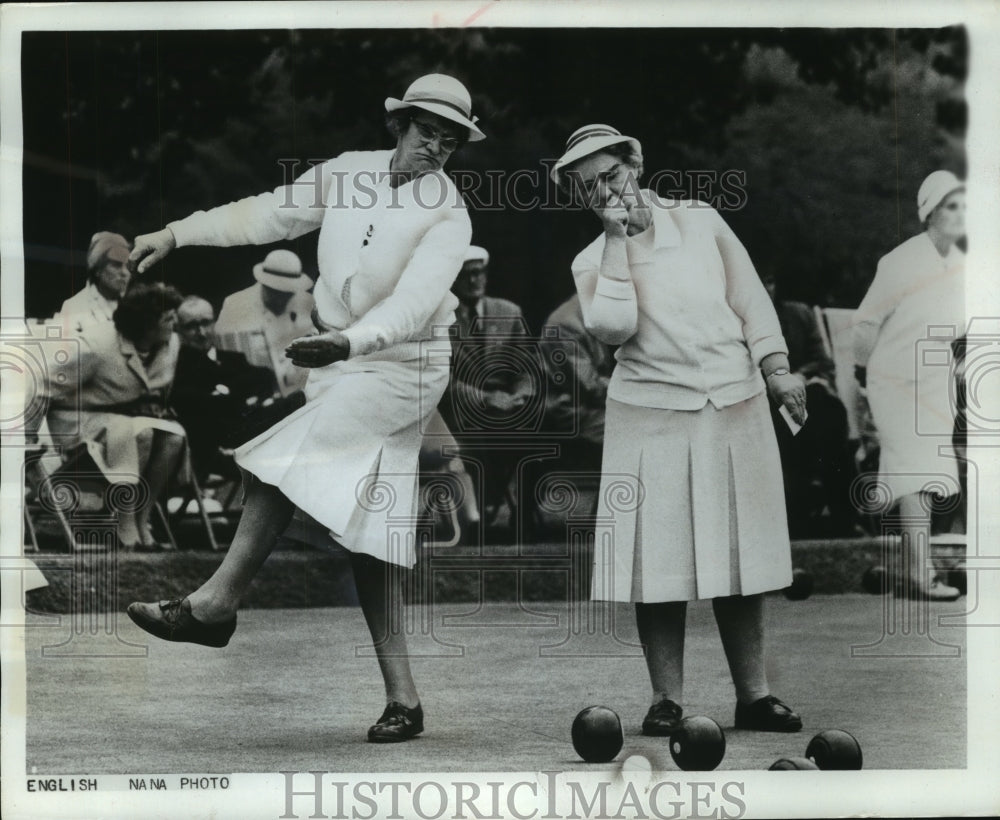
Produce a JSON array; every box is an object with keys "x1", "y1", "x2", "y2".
[
  {"x1": 177, "y1": 318, "x2": 214, "y2": 331},
  {"x1": 410, "y1": 118, "x2": 460, "y2": 152}
]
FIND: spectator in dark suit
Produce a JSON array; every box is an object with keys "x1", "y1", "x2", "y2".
[
  {"x1": 438, "y1": 245, "x2": 537, "y2": 529},
  {"x1": 763, "y1": 273, "x2": 861, "y2": 537},
  {"x1": 171, "y1": 296, "x2": 279, "y2": 479}
]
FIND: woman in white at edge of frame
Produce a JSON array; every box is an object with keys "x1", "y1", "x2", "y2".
[
  {"x1": 853, "y1": 170, "x2": 966, "y2": 601},
  {"x1": 553, "y1": 124, "x2": 807, "y2": 736},
  {"x1": 126, "y1": 74, "x2": 485, "y2": 743}
]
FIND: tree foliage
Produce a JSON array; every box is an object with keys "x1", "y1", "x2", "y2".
[{"x1": 21, "y1": 26, "x2": 966, "y2": 321}]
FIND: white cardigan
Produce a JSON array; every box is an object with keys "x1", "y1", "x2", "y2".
[
  {"x1": 168, "y1": 149, "x2": 472, "y2": 361},
  {"x1": 572, "y1": 193, "x2": 788, "y2": 411}
]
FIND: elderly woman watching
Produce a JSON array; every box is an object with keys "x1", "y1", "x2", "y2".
[
  {"x1": 126, "y1": 74, "x2": 484, "y2": 743},
  {"x1": 853, "y1": 170, "x2": 966, "y2": 601},
  {"x1": 41, "y1": 281, "x2": 187, "y2": 549},
  {"x1": 554, "y1": 124, "x2": 807, "y2": 736},
  {"x1": 56, "y1": 231, "x2": 133, "y2": 329}
]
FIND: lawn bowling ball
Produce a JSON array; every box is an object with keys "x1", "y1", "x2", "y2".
[
  {"x1": 669, "y1": 716, "x2": 726, "y2": 771},
  {"x1": 571, "y1": 706, "x2": 623, "y2": 763},
  {"x1": 947, "y1": 561, "x2": 967, "y2": 596},
  {"x1": 806, "y1": 729, "x2": 863, "y2": 770},
  {"x1": 783, "y1": 568, "x2": 814, "y2": 600},
  {"x1": 768, "y1": 756, "x2": 820, "y2": 770},
  {"x1": 861, "y1": 565, "x2": 887, "y2": 594}
]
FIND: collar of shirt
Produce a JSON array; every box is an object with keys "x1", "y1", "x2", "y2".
[
  {"x1": 207, "y1": 346, "x2": 218, "y2": 362},
  {"x1": 622, "y1": 191, "x2": 683, "y2": 264},
  {"x1": 85, "y1": 281, "x2": 118, "y2": 317}
]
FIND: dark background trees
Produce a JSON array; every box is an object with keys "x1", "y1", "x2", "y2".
[{"x1": 21, "y1": 26, "x2": 966, "y2": 327}]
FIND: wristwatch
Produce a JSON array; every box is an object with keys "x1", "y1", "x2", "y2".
[{"x1": 765, "y1": 368, "x2": 790, "y2": 380}]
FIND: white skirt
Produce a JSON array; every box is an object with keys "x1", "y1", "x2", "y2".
[
  {"x1": 235, "y1": 356, "x2": 450, "y2": 567},
  {"x1": 592, "y1": 393, "x2": 792, "y2": 603},
  {"x1": 867, "y1": 366, "x2": 960, "y2": 502},
  {"x1": 47, "y1": 408, "x2": 188, "y2": 484}
]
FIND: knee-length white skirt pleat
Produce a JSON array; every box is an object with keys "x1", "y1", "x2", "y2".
[
  {"x1": 592, "y1": 393, "x2": 793, "y2": 603},
  {"x1": 234, "y1": 356, "x2": 450, "y2": 568}
]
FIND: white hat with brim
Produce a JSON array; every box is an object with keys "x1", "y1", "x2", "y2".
[
  {"x1": 385, "y1": 73, "x2": 485, "y2": 142},
  {"x1": 463, "y1": 245, "x2": 489, "y2": 265},
  {"x1": 551, "y1": 124, "x2": 642, "y2": 184},
  {"x1": 917, "y1": 170, "x2": 964, "y2": 223},
  {"x1": 252, "y1": 249, "x2": 312, "y2": 293}
]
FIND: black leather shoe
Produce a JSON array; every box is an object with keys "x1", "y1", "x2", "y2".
[
  {"x1": 126, "y1": 598, "x2": 236, "y2": 648},
  {"x1": 734, "y1": 695, "x2": 802, "y2": 732},
  {"x1": 641, "y1": 698, "x2": 683, "y2": 736},
  {"x1": 367, "y1": 701, "x2": 424, "y2": 743}
]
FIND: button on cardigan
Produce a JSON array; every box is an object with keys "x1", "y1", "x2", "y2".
[
  {"x1": 571, "y1": 194, "x2": 788, "y2": 411},
  {"x1": 168, "y1": 149, "x2": 472, "y2": 362}
]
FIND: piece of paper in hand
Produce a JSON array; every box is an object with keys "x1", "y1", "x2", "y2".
[{"x1": 779, "y1": 404, "x2": 806, "y2": 436}]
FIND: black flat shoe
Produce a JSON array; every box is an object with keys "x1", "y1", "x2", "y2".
[
  {"x1": 734, "y1": 695, "x2": 802, "y2": 732},
  {"x1": 126, "y1": 598, "x2": 236, "y2": 648},
  {"x1": 367, "y1": 701, "x2": 424, "y2": 743},
  {"x1": 641, "y1": 698, "x2": 683, "y2": 736}
]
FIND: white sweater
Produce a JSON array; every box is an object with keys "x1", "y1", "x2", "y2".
[
  {"x1": 168, "y1": 149, "x2": 472, "y2": 361},
  {"x1": 572, "y1": 194, "x2": 788, "y2": 411}
]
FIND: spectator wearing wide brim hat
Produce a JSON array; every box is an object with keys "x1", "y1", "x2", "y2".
[
  {"x1": 252, "y1": 248, "x2": 313, "y2": 292},
  {"x1": 215, "y1": 248, "x2": 315, "y2": 396},
  {"x1": 385, "y1": 73, "x2": 485, "y2": 142}
]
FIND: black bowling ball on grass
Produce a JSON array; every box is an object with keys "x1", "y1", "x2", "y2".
[
  {"x1": 571, "y1": 706, "x2": 623, "y2": 763},
  {"x1": 783, "y1": 568, "x2": 814, "y2": 600},
  {"x1": 768, "y1": 756, "x2": 819, "y2": 770},
  {"x1": 947, "y1": 560, "x2": 967, "y2": 596},
  {"x1": 806, "y1": 729, "x2": 863, "y2": 770},
  {"x1": 861, "y1": 565, "x2": 888, "y2": 594},
  {"x1": 669, "y1": 716, "x2": 726, "y2": 771}
]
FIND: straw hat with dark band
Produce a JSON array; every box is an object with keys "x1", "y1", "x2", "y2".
[
  {"x1": 551, "y1": 124, "x2": 642, "y2": 184},
  {"x1": 385, "y1": 74, "x2": 485, "y2": 142}
]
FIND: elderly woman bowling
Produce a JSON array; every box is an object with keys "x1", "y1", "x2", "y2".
[
  {"x1": 553, "y1": 124, "x2": 807, "y2": 735},
  {"x1": 126, "y1": 74, "x2": 485, "y2": 743}
]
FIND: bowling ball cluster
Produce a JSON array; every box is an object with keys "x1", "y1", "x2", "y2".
[
  {"x1": 571, "y1": 707, "x2": 862, "y2": 772},
  {"x1": 769, "y1": 729, "x2": 863, "y2": 770}
]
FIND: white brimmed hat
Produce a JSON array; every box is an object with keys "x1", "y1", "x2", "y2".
[
  {"x1": 463, "y1": 245, "x2": 489, "y2": 265},
  {"x1": 252, "y1": 249, "x2": 311, "y2": 293},
  {"x1": 551, "y1": 124, "x2": 641, "y2": 184},
  {"x1": 385, "y1": 73, "x2": 485, "y2": 142},
  {"x1": 917, "y1": 170, "x2": 964, "y2": 222}
]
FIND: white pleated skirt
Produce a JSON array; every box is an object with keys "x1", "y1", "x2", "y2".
[
  {"x1": 234, "y1": 356, "x2": 450, "y2": 568},
  {"x1": 867, "y1": 369, "x2": 960, "y2": 502},
  {"x1": 591, "y1": 393, "x2": 793, "y2": 603}
]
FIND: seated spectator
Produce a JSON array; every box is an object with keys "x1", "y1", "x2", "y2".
[
  {"x1": 542, "y1": 292, "x2": 615, "y2": 468},
  {"x1": 438, "y1": 245, "x2": 536, "y2": 529},
  {"x1": 35, "y1": 282, "x2": 189, "y2": 550},
  {"x1": 214, "y1": 249, "x2": 315, "y2": 396},
  {"x1": 763, "y1": 272, "x2": 861, "y2": 537},
  {"x1": 170, "y1": 295, "x2": 278, "y2": 479},
  {"x1": 55, "y1": 232, "x2": 132, "y2": 331}
]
